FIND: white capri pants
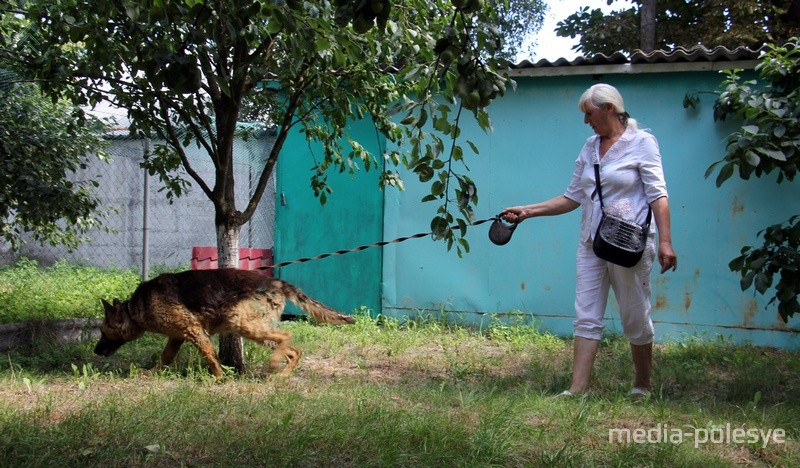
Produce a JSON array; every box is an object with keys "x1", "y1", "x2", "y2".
[{"x1": 573, "y1": 235, "x2": 656, "y2": 345}]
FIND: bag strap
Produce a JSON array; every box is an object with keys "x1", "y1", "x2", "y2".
[
  {"x1": 593, "y1": 163, "x2": 605, "y2": 208},
  {"x1": 594, "y1": 163, "x2": 653, "y2": 228}
]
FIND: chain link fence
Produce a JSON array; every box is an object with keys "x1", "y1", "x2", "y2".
[
  {"x1": 2, "y1": 27, "x2": 275, "y2": 281},
  {"x1": 6, "y1": 127, "x2": 276, "y2": 276}
]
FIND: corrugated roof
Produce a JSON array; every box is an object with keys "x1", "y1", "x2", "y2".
[
  {"x1": 631, "y1": 45, "x2": 764, "y2": 64},
  {"x1": 512, "y1": 45, "x2": 764, "y2": 70}
]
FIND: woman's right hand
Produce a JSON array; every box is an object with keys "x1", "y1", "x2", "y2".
[{"x1": 500, "y1": 206, "x2": 527, "y2": 223}]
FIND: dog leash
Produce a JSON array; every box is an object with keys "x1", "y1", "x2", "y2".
[{"x1": 260, "y1": 214, "x2": 510, "y2": 271}]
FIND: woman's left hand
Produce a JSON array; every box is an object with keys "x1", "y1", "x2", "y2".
[{"x1": 658, "y1": 241, "x2": 677, "y2": 273}]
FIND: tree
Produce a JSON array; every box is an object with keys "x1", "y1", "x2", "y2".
[
  {"x1": 0, "y1": 8, "x2": 109, "y2": 252},
  {"x1": 639, "y1": 0, "x2": 655, "y2": 52},
  {"x1": 701, "y1": 40, "x2": 800, "y2": 322},
  {"x1": 491, "y1": 0, "x2": 547, "y2": 59},
  {"x1": 0, "y1": 77, "x2": 108, "y2": 251},
  {"x1": 555, "y1": 0, "x2": 800, "y2": 57},
  {"x1": 8, "y1": 0, "x2": 542, "y2": 373}
]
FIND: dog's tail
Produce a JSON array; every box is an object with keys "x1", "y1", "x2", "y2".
[{"x1": 281, "y1": 281, "x2": 355, "y2": 325}]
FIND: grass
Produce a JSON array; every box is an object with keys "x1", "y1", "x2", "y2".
[
  {"x1": 0, "y1": 259, "x2": 179, "y2": 324},
  {"x1": 1, "y1": 261, "x2": 799, "y2": 466},
  {"x1": 2, "y1": 314, "x2": 799, "y2": 467}
]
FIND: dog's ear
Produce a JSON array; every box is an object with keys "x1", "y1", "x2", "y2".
[{"x1": 101, "y1": 299, "x2": 123, "y2": 321}]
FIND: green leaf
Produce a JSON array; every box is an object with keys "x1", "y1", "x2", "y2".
[
  {"x1": 728, "y1": 255, "x2": 746, "y2": 272},
  {"x1": 431, "y1": 180, "x2": 445, "y2": 196},
  {"x1": 754, "y1": 273, "x2": 771, "y2": 294},
  {"x1": 742, "y1": 124, "x2": 759, "y2": 135},
  {"x1": 416, "y1": 165, "x2": 434, "y2": 183},
  {"x1": 704, "y1": 160, "x2": 722, "y2": 179},
  {"x1": 755, "y1": 147, "x2": 787, "y2": 161},
  {"x1": 400, "y1": 114, "x2": 416, "y2": 126},
  {"x1": 430, "y1": 216, "x2": 449, "y2": 239},
  {"x1": 315, "y1": 37, "x2": 331, "y2": 53},
  {"x1": 744, "y1": 150, "x2": 761, "y2": 166},
  {"x1": 266, "y1": 18, "x2": 282, "y2": 34},
  {"x1": 458, "y1": 237, "x2": 470, "y2": 253},
  {"x1": 749, "y1": 255, "x2": 768, "y2": 270},
  {"x1": 740, "y1": 270, "x2": 756, "y2": 290},
  {"x1": 716, "y1": 162, "x2": 734, "y2": 187},
  {"x1": 415, "y1": 109, "x2": 428, "y2": 129},
  {"x1": 736, "y1": 136, "x2": 751, "y2": 149}
]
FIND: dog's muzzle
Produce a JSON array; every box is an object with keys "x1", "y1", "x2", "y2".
[{"x1": 94, "y1": 336, "x2": 126, "y2": 356}]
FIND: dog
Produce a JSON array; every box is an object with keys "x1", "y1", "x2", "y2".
[{"x1": 94, "y1": 268, "x2": 355, "y2": 377}]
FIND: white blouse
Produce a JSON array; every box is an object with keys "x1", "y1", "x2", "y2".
[{"x1": 564, "y1": 127, "x2": 668, "y2": 243}]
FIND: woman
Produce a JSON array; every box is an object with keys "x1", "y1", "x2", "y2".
[{"x1": 501, "y1": 83, "x2": 678, "y2": 397}]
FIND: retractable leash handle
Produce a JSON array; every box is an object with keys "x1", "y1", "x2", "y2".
[{"x1": 488, "y1": 214, "x2": 518, "y2": 246}]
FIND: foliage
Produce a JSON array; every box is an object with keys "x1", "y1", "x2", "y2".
[
  {"x1": 490, "y1": 0, "x2": 546, "y2": 60},
  {"x1": 555, "y1": 1, "x2": 639, "y2": 57},
  {"x1": 729, "y1": 216, "x2": 800, "y2": 322},
  {"x1": 0, "y1": 258, "x2": 141, "y2": 323},
  {"x1": 5, "y1": 0, "x2": 538, "y2": 258},
  {"x1": 0, "y1": 70, "x2": 109, "y2": 251},
  {"x1": 704, "y1": 40, "x2": 800, "y2": 322},
  {"x1": 555, "y1": 0, "x2": 800, "y2": 57}
]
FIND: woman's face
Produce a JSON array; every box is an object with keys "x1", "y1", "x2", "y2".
[{"x1": 582, "y1": 103, "x2": 615, "y2": 137}]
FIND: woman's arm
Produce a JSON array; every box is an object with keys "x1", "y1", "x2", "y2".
[
  {"x1": 650, "y1": 196, "x2": 677, "y2": 273},
  {"x1": 501, "y1": 195, "x2": 580, "y2": 223}
]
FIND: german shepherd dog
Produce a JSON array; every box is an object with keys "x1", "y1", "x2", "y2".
[{"x1": 94, "y1": 268, "x2": 354, "y2": 377}]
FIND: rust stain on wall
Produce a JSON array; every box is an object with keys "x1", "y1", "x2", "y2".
[
  {"x1": 731, "y1": 195, "x2": 745, "y2": 217},
  {"x1": 742, "y1": 299, "x2": 759, "y2": 328},
  {"x1": 654, "y1": 276, "x2": 670, "y2": 287},
  {"x1": 655, "y1": 295, "x2": 668, "y2": 310},
  {"x1": 773, "y1": 315, "x2": 792, "y2": 330},
  {"x1": 520, "y1": 282, "x2": 526, "y2": 290},
  {"x1": 684, "y1": 291, "x2": 692, "y2": 311}
]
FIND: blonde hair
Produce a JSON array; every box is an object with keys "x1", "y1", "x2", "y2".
[{"x1": 578, "y1": 83, "x2": 638, "y2": 131}]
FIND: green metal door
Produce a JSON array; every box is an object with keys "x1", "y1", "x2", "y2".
[{"x1": 274, "y1": 119, "x2": 384, "y2": 317}]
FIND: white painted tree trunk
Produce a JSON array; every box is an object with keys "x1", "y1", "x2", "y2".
[
  {"x1": 216, "y1": 222, "x2": 246, "y2": 374},
  {"x1": 217, "y1": 223, "x2": 240, "y2": 270}
]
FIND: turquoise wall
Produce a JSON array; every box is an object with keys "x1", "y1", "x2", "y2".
[
  {"x1": 274, "y1": 68, "x2": 800, "y2": 347},
  {"x1": 274, "y1": 118, "x2": 384, "y2": 316},
  {"x1": 381, "y1": 70, "x2": 800, "y2": 348}
]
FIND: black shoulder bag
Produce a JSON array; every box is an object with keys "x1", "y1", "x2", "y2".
[{"x1": 592, "y1": 163, "x2": 651, "y2": 267}]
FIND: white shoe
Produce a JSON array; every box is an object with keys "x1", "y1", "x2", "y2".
[{"x1": 554, "y1": 390, "x2": 589, "y2": 399}]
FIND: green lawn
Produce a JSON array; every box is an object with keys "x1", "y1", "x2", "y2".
[{"x1": 2, "y1": 314, "x2": 798, "y2": 467}]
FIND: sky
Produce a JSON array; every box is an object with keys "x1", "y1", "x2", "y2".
[{"x1": 521, "y1": 0, "x2": 628, "y2": 63}]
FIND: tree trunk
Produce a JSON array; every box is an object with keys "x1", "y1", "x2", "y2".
[
  {"x1": 216, "y1": 221, "x2": 246, "y2": 374},
  {"x1": 640, "y1": 0, "x2": 656, "y2": 52}
]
